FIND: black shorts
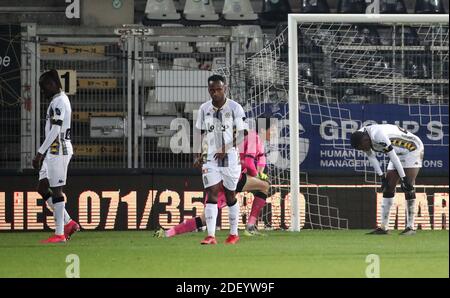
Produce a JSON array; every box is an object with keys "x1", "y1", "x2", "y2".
[{"x1": 236, "y1": 173, "x2": 247, "y2": 193}]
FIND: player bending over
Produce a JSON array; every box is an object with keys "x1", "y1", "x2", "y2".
[
  {"x1": 350, "y1": 124, "x2": 424, "y2": 236},
  {"x1": 32, "y1": 69, "x2": 79, "y2": 243},
  {"x1": 154, "y1": 119, "x2": 272, "y2": 239}
]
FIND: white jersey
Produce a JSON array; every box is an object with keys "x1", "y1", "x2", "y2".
[
  {"x1": 359, "y1": 124, "x2": 423, "y2": 156},
  {"x1": 196, "y1": 98, "x2": 247, "y2": 167},
  {"x1": 44, "y1": 91, "x2": 73, "y2": 156}
]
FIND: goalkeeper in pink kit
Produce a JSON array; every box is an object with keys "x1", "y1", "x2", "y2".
[{"x1": 154, "y1": 119, "x2": 272, "y2": 239}]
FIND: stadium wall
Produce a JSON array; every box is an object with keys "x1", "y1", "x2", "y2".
[{"x1": 0, "y1": 173, "x2": 447, "y2": 231}]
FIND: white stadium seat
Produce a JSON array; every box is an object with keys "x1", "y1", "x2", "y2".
[
  {"x1": 211, "y1": 57, "x2": 226, "y2": 70},
  {"x1": 172, "y1": 58, "x2": 199, "y2": 70},
  {"x1": 157, "y1": 24, "x2": 193, "y2": 53},
  {"x1": 157, "y1": 137, "x2": 172, "y2": 149},
  {"x1": 145, "y1": 0, "x2": 181, "y2": 20},
  {"x1": 183, "y1": 103, "x2": 199, "y2": 115},
  {"x1": 183, "y1": 0, "x2": 219, "y2": 21},
  {"x1": 145, "y1": 89, "x2": 177, "y2": 115},
  {"x1": 223, "y1": 0, "x2": 258, "y2": 21},
  {"x1": 232, "y1": 25, "x2": 264, "y2": 53},
  {"x1": 196, "y1": 24, "x2": 227, "y2": 53},
  {"x1": 132, "y1": 57, "x2": 160, "y2": 87}
]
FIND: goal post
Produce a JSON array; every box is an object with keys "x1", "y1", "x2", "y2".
[{"x1": 288, "y1": 14, "x2": 449, "y2": 232}]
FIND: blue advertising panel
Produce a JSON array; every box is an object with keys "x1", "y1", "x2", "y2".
[{"x1": 253, "y1": 104, "x2": 448, "y2": 175}]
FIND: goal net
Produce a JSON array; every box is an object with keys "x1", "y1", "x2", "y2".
[{"x1": 218, "y1": 14, "x2": 449, "y2": 231}]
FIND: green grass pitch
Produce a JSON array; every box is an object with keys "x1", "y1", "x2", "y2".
[{"x1": 0, "y1": 230, "x2": 448, "y2": 278}]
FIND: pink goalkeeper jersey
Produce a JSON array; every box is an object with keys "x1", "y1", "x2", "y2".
[{"x1": 240, "y1": 130, "x2": 266, "y2": 175}]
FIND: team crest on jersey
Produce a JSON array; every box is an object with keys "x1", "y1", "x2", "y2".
[{"x1": 225, "y1": 112, "x2": 231, "y2": 118}]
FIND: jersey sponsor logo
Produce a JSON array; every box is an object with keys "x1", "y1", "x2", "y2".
[
  {"x1": 50, "y1": 140, "x2": 60, "y2": 155},
  {"x1": 390, "y1": 138, "x2": 417, "y2": 152}
]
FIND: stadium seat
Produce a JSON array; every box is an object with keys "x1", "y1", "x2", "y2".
[
  {"x1": 299, "y1": 0, "x2": 330, "y2": 13},
  {"x1": 340, "y1": 88, "x2": 370, "y2": 103},
  {"x1": 259, "y1": 0, "x2": 291, "y2": 25},
  {"x1": 145, "y1": 89, "x2": 177, "y2": 116},
  {"x1": 157, "y1": 137, "x2": 172, "y2": 149},
  {"x1": 353, "y1": 25, "x2": 381, "y2": 45},
  {"x1": 132, "y1": 57, "x2": 160, "y2": 87},
  {"x1": 232, "y1": 25, "x2": 264, "y2": 53},
  {"x1": 144, "y1": 0, "x2": 181, "y2": 20},
  {"x1": 415, "y1": 0, "x2": 447, "y2": 13},
  {"x1": 183, "y1": 0, "x2": 219, "y2": 21},
  {"x1": 337, "y1": 0, "x2": 366, "y2": 13},
  {"x1": 196, "y1": 24, "x2": 227, "y2": 53},
  {"x1": 134, "y1": 40, "x2": 156, "y2": 55},
  {"x1": 211, "y1": 57, "x2": 226, "y2": 70},
  {"x1": 172, "y1": 58, "x2": 199, "y2": 70},
  {"x1": 183, "y1": 103, "x2": 199, "y2": 116},
  {"x1": 90, "y1": 117, "x2": 125, "y2": 138},
  {"x1": 222, "y1": 0, "x2": 258, "y2": 21},
  {"x1": 157, "y1": 24, "x2": 194, "y2": 53},
  {"x1": 379, "y1": 0, "x2": 407, "y2": 13}
]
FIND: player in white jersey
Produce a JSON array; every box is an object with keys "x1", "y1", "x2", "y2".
[
  {"x1": 350, "y1": 124, "x2": 424, "y2": 236},
  {"x1": 194, "y1": 75, "x2": 247, "y2": 245},
  {"x1": 32, "y1": 69, "x2": 79, "y2": 244}
]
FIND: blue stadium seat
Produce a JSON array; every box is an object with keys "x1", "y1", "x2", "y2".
[
  {"x1": 300, "y1": 0, "x2": 330, "y2": 13},
  {"x1": 337, "y1": 0, "x2": 366, "y2": 13},
  {"x1": 379, "y1": 0, "x2": 407, "y2": 13},
  {"x1": 415, "y1": 0, "x2": 447, "y2": 13},
  {"x1": 259, "y1": 0, "x2": 291, "y2": 26}
]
